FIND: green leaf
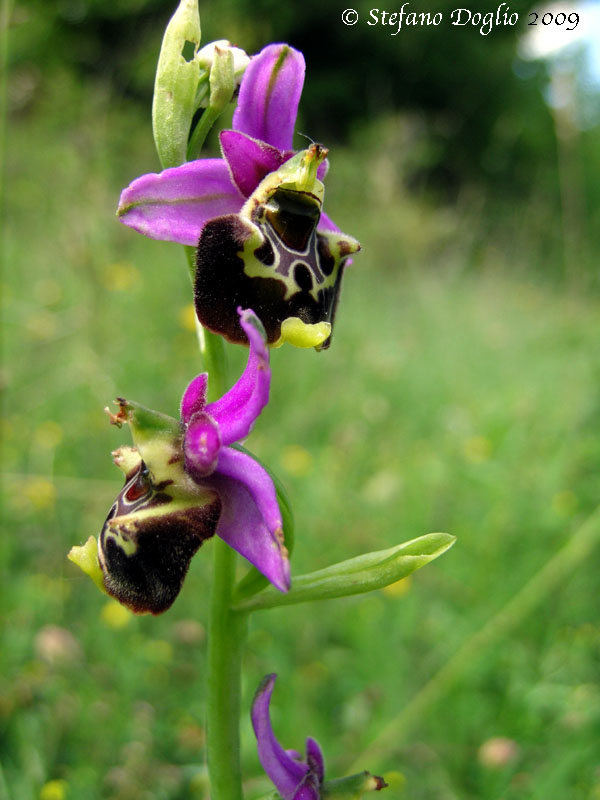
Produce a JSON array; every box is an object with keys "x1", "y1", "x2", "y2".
[
  {"x1": 232, "y1": 533, "x2": 456, "y2": 612},
  {"x1": 152, "y1": 0, "x2": 202, "y2": 168}
]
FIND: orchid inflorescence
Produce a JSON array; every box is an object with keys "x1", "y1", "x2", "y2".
[{"x1": 68, "y1": 3, "x2": 455, "y2": 797}]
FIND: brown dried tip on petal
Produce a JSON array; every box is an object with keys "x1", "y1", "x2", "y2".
[
  {"x1": 105, "y1": 398, "x2": 129, "y2": 428},
  {"x1": 273, "y1": 527, "x2": 289, "y2": 560},
  {"x1": 373, "y1": 775, "x2": 388, "y2": 791}
]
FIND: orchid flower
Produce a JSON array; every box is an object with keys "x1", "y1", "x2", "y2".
[
  {"x1": 252, "y1": 674, "x2": 388, "y2": 800},
  {"x1": 69, "y1": 309, "x2": 289, "y2": 614},
  {"x1": 117, "y1": 43, "x2": 360, "y2": 350}
]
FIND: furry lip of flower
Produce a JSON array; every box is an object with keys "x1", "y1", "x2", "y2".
[
  {"x1": 252, "y1": 674, "x2": 388, "y2": 800},
  {"x1": 69, "y1": 309, "x2": 290, "y2": 615},
  {"x1": 117, "y1": 43, "x2": 360, "y2": 351}
]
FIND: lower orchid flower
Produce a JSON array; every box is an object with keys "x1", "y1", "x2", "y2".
[
  {"x1": 69, "y1": 309, "x2": 289, "y2": 614},
  {"x1": 252, "y1": 674, "x2": 388, "y2": 800}
]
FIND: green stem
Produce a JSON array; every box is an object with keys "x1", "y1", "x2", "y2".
[
  {"x1": 187, "y1": 104, "x2": 225, "y2": 161},
  {"x1": 188, "y1": 243, "x2": 243, "y2": 799},
  {"x1": 207, "y1": 537, "x2": 248, "y2": 800},
  {"x1": 0, "y1": 0, "x2": 12, "y2": 215},
  {"x1": 183, "y1": 245, "x2": 228, "y2": 399}
]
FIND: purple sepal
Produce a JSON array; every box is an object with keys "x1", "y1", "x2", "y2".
[
  {"x1": 316, "y1": 160, "x2": 329, "y2": 182},
  {"x1": 317, "y1": 210, "x2": 339, "y2": 233},
  {"x1": 252, "y1": 675, "x2": 314, "y2": 800},
  {"x1": 210, "y1": 470, "x2": 290, "y2": 592},
  {"x1": 233, "y1": 44, "x2": 305, "y2": 152},
  {"x1": 117, "y1": 159, "x2": 244, "y2": 245},
  {"x1": 215, "y1": 447, "x2": 282, "y2": 541},
  {"x1": 206, "y1": 308, "x2": 270, "y2": 445}
]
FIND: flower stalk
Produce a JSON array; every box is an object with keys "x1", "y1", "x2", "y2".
[
  {"x1": 185, "y1": 160, "x2": 244, "y2": 799},
  {"x1": 207, "y1": 537, "x2": 248, "y2": 800},
  {"x1": 184, "y1": 245, "x2": 229, "y2": 399},
  {"x1": 201, "y1": 284, "x2": 245, "y2": 800}
]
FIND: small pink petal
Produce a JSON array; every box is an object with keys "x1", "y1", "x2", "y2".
[
  {"x1": 206, "y1": 309, "x2": 270, "y2": 445},
  {"x1": 220, "y1": 130, "x2": 287, "y2": 198},
  {"x1": 181, "y1": 373, "x2": 208, "y2": 423}
]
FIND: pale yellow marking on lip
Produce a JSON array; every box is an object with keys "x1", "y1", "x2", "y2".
[
  {"x1": 68, "y1": 536, "x2": 107, "y2": 594},
  {"x1": 273, "y1": 318, "x2": 331, "y2": 349}
]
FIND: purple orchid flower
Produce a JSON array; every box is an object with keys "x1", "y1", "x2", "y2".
[
  {"x1": 252, "y1": 674, "x2": 387, "y2": 800},
  {"x1": 74, "y1": 309, "x2": 289, "y2": 615},
  {"x1": 118, "y1": 43, "x2": 328, "y2": 246},
  {"x1": 117, "y1": 44, "x2": 360, "y2": 350}
]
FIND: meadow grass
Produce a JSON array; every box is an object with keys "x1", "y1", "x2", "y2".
[{"x1": 2, "y1": 78, "x2": 600, "y2": 799}]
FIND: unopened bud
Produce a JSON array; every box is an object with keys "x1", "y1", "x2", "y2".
[
  {"x1": 197, "y1": 39, "x2": 249, "y2": 108},
  {"x1": 207, "y1": 45, "x2": 235, "y2": 113},
  {"x1": 152, "y1": 0, "x2": 202, "y2": 168}
]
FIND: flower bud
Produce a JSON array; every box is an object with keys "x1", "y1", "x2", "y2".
[
  {"x1": 196, "y1": 40, "x2": 249, "y2": 108},
  {"x1": 207, "y1": 45, "x2": 235, "y2": 113},
  {"x1": 152, "y1": 0, "x2": 202, "y2": 168}
]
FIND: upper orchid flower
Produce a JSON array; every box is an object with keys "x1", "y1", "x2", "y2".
[
  {"x1": 117, "y1": 43, "x2": 360, "y2": 350},
  {"x1": 69, "y1": 309, "x2": 289, "y2": 614},
  {"x1": 252, "y1": 674, "x2": 388, "y2": 800}
]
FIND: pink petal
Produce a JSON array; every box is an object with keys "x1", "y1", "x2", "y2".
[
  {"x1": 184, "y1": 412, "x2": 222, "y2": 478},
  {"x1": 220, "y1": 130, "x2": 287, "y2": 198},
  {"x1": 180, "y1": 373, "x2": 208, "y2": 423},
  {"x1": 205, "y1": 309, "x2": 270, "y2": 445}
]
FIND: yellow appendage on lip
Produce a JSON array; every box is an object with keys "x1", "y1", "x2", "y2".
[
  {"x1": 274, "y1": 318, "x2": 331, "y2": 349},
  {"x1": 68, "y1": 536, "x2": 107, "y2": 594}
]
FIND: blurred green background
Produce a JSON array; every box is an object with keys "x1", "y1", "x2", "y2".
[{"x1": 2, "y1": 1, "x2": 600, "y2": 798}]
